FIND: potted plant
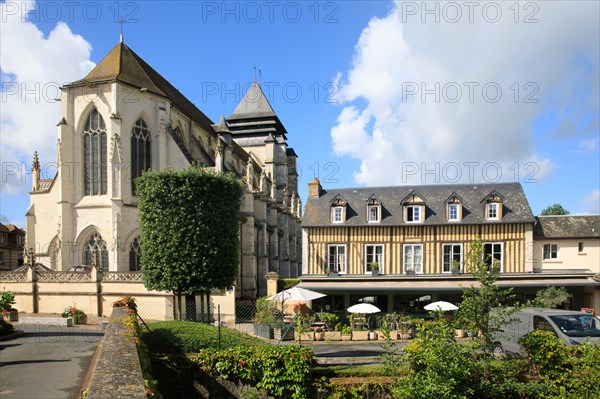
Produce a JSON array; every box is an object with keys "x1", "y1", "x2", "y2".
[
  {"x1": 368, "y1": 330, "x2": 378, "y2": 340},
  {"x1": 341, "y1": 325, "x2": 352, "y2": 341},
  {"x1": 349, "y1": 314, "x2": 369, "y2": 340},
  {"x1": 379, "y1": 313, "x2": 399, "y2": 340},
  {"x1": 0, "y1": 291, "x2": 18, "y2": 322},
  {"x1": 325, "y1": 322, "x2": 342, "y2": 341},
  {"x1": 295, "y1": 313, "x2": 315, "y2": 342},
  {"x1": 328, "y1": 268, "x2": 339, "y2": 277},
  {"x1": 62, "y1": 306, "x2": 87, "y2": 325},
  {"x1": 370, "y1": 262, "x2": 380, "y2": 276},
  {"x1": 398, "y1": 315, "x2": 413, "y2": 340},
  {"x1": 314, "y1": 326, "x2": 325, "y2": 341},
  {"x1": 405, "y1": 267, "x2": 416, "y2": 275},
  {"x1": 253, "y1": 296, "x2": 277, "y2": 339}
]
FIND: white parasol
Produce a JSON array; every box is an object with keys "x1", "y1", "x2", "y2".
[
  {"x1": 267, "y1": 286, "x2": 326, "y2": 302},
  {"x1": 347, "y1": 303, "x2": 381, "y2": 314},
  {"x1": 424, "y1": 301, "x2": 459, "y2": 311}
]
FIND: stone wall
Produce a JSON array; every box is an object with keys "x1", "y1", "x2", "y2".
[{"x1": 87, "y1": 306, "x2": 147, "y2": 399}]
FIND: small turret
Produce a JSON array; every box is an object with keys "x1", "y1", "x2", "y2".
[{"x1": 32, "y1": 151, "x2": 40, "y2": 191}]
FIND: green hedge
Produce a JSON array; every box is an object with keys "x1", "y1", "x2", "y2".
[
  {"x1": 189, "y1": 345, "x2": 315, "y2": 399},
  {"x1": 141, "y1": 320, "x2": 269, "y2": 354}
]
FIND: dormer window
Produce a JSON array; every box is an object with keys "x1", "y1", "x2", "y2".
[
  {"x1": 487, "y1": 203, "x2": 499, "y2": 220},
  {"x1": 368, "y1": 205, "x2": 379, "y2": 222},
  {"x1": 366, "y1": 195, "x2": 382, "y2": 223},
  {"x1": 482, "y1": 191, "x2": 503, "y2": 221},
  {"x1": 332, "y1": 206, "x2": 344, "y2": 223},
  {"x1": 448, "y1": 204, "x2": 459, "y2": 221},
  {"x1": 402, "y1": 190, "x2": 425, "y2": 224},
  {"x1": 445, "y1": 193, "x2": 463, "y2": 222},
  {"x1": 330, "y1": 195, "x2": 347, "y2": 224},
  {"x1": 406, "y1": 205, "x2": 421, "y2": 222}
]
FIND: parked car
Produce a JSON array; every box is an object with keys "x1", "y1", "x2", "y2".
[{"x1": 494, "y1": 307, "x2": 600, "y2": 354}]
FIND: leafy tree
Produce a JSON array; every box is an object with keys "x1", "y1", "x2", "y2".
[
  {"x1": 533, "y1": 286, "x2": 572, "y2": 309},
  {"x1": 136, "y1": 167, "x2": 243, "y2": 319},
  {"x1": 540, "y1": 204, "x2": 570, "y2": 216},
  {"x1": 456, "y1": 237, "x2": 520, "y2": 355}
]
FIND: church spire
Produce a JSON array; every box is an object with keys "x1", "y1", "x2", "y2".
[{"x1": 32, "y1": 151, "x2": 40, "y2": 191}]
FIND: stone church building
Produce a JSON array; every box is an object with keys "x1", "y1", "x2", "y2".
[{"x1": 25, "y1": 41, "x2": 302, "y2": 304}]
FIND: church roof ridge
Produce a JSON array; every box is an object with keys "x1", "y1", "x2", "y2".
[
  {"x1": 227, "y1": 82, "x2": 278, "y2": 120},
  {"x1": 70, "y1": 42, "x2": 214, "y2": 132}
]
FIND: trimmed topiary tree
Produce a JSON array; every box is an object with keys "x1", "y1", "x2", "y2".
[{"x1": 136, "y1": 167, "x2": 244, "y2": 319}]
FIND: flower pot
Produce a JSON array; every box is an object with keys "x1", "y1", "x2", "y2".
[
  {"x1": 298, "y1": 331, "x2": 315, "y2": 341},
  {"x1": 454, "y1": 329, "x2": 466, "y2": 338},
  {"x1": 399, "y1": 331, "x2": 412, "y2": 340},
  {"x1": 314, "y1": 331, "x2": 325, "y2": 341},
  {"x1": 341, "y1": 333, "x2": 352, "y2": 341},
  {"x1": 352, "y1": 331, "x2": 369, "y2": 341},
  {"x1": 451, "y1": 269, "x2": 461, "y2": 276},
  {"x1": 324, "y1": 331, "x2": 341, "y2": 341},
  {"x1": 74, "y1": 314, "x2": 87, "y2": 325},
  {"x1": 387, "y1": 330, "x2": 398, "y2": 340},
  {"x1": 368, "y1": 331, "x2": 378, "y2": 340},
  {"x1": 371, "y1": 270, "x2": 379, "y2": 277}
]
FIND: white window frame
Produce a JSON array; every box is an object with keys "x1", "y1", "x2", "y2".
[
  {"x1": 487, "y1": 203, "x2": 499, "y2": 220},
  {"x1": 367, "y1": 205, "x2": 380, "y2": 223},
  {"x1": 364, "y1": 244, "x2": 384, "y2": 273},
  {"x1": 403, "y1": 244, "x2": 423, "y2": 274},
  {"x1": 448, "y1": 204, "x2": 459, "y2": 221},
  {"x1": 542, "y1": 243, "x2": 559, "y2": 260},
  {"x1": 483, "y1": 242, "x2": 503, "y2": 272},
  {"x1": 0, "y1": 234, "x2": 6, "y2": 243},
  {"x1": 406, "y1": 205, "x2": 422, "y2": 223},
  {"x1": 16, "y1": 235, "x2": 23, "y2": 245},
  {"x1": 331, "y1": 206, "x2": 344, "y2": 224},
  {"x1": 442, "y1": 243, "x2": 463, "y2": 273},
  {"x1": 327, "y1": 244, "x2": 347, "y2": 274}
]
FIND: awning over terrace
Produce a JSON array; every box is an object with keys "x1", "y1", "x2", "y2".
[{"x1": 297, "y1": 278, "x2": 600, "y2": 293}]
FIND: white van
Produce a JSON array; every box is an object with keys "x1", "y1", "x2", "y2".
[{"x1": 494, "y1": 307, "x2": 600, "y2": 354}]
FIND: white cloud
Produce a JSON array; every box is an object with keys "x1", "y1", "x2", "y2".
[
  {"x1": 0, "y1": 1, "x2": 95, "y2": 194},
  {"x1": 575, "y1": 138, "x2": 599, "y2": 154},
  {"x1": 332, "y1": 1, "x2": 599, "y2": 186},
  {"x1": 580, "y1": 189, "x2": 600, "y2": 215}
]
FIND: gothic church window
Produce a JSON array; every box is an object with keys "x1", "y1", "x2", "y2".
[
  {"x1": 83, "y1": 232, "x2": 109, "y2": 272},
  {"x1": 129, "y1": 237, "x2": 142, "y2": 271},
  {"x1": 83, "y1": 109, "x2": 107, "y2": 196},
  {"x1": 131, "y1": 118, "x2": 152, "y2": 195}
]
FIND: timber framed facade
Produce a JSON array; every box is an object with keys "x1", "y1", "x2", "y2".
[{"x1": 299, "y1": 179, "x2": 600, "y2": 316}]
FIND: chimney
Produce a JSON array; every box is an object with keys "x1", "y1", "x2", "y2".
[{"x1": 308, "y1": 178, "x2": 322, "y2": 198}]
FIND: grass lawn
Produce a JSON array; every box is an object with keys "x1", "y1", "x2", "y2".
[{"x1": 140, "y1": 320, "x2": 270, "y2": 353}]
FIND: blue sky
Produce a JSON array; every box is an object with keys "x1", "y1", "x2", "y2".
[{"x1": 1, "y1": 0, "x2": 599, "y2": 227}]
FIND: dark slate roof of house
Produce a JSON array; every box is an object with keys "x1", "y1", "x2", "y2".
[
  {"x1": 534, "y1": 215, "x2": 600, "y2": 239},
  {"x1": 302, "y1": 182, "x2": 535, "y2": 227},
  {"x1": 68, "y1": 42, "x2": 214, "y2": 132}
]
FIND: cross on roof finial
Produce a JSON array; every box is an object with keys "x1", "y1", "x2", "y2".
[
  {"x1": 258, "y1": 68, "x2": 262, "y2": 86},
  {"x1": 253, "y1": 66, "x2": 257, "y2": 83},
  {"x1": 117, "y1": 18, "x2": 126, "y2": 43}
]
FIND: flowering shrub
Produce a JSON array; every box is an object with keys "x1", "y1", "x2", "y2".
[
  {"x1": 62, "y1": 306, "x2": 86, "y2": 324},
  {"x1": 113, "y1": 296, "x2": 137, "y2": 311}
]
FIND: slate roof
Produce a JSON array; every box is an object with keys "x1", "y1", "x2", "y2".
[
  {"x1": 226, "y1": 82, "x2": 288, "y2": 138},
  {"x1": 68, "y1": 42, "x2": 214, "y2": 133},
  {"x1": 534, "y1": 215, "x2": 600, "y2": 239},
  {"x1": 302, "y1": 182, "x2": 535, "y2": 227}
]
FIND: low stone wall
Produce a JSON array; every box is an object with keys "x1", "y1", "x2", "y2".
[{"x1": 87, "y1": 307, "x2": 147, "y2": 399}]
